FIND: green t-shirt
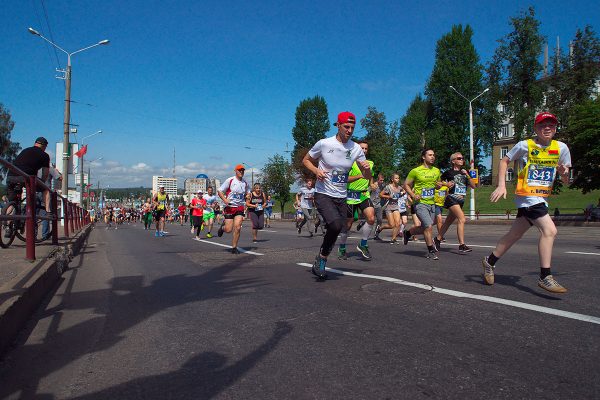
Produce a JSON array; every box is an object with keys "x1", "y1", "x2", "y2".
[
  {"x1": 347, "y1": 160, "x2": 374, "y2": 204},
  {"x1": 406, "y1": 165, "x2": 441, "y2": 205}
]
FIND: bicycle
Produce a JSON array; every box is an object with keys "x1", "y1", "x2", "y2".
[{"x1": 0, "y1": 182, "x2": 52, "y2": 248}]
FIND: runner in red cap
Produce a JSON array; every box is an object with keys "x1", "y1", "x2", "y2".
[
  {"x1": 217, "y1": 164, "x2": 250, "y2": 254},
  {"x1": 483, "y1": 112, "x2": 571, "y2": 293},
  {"x1": 303, "y1": 111, "x2": 372, "y2": 279}
]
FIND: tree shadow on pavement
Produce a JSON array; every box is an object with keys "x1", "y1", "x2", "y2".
[
  {"x1": 49, "y1": 322, "x2": 293, "y2": 400},
  {"x1": 0, "y1": 252, "x2": 268, "y2": 399}
]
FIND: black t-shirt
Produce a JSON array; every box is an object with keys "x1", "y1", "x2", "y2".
[
  {"x1": 441, "y1": 169, "x2": 469, "y2": 196},
  {"x1": 8, "y1": 146, "x2": 50, "y2": 177}
]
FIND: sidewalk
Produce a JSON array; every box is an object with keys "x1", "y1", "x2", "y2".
[{"x1": 0, "y1": 225, "x2": 92, "y2": 355}]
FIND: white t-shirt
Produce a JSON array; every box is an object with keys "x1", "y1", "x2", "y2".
[
  {"x1": 505, "y1": 139, "x2": 571, "y2": 208},
  {"x1": 219, "y1": 177, "x2": 249, "y2": 207},
  {"x1": 203, "y1": 194, "x2": 218, "y2": 212},
  {"x1": 307, "y1": 136, "x2": 367, "y2": 198},
  {"x1": 298, "y1": 187, "x2": 315, "y2": 209}
]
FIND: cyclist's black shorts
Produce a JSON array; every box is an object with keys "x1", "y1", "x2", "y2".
[{"x1": 6, "y1": 176, "x2": 45, "y2": 203}]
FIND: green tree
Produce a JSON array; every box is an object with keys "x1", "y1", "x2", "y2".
[
  {"x1": 0, "y1": 103, "x2": 21, "y2": 180},
  {"x1": 546, "y1": 25, "x2": 600, "y2": 143},
  {"x1": 489, "y1": 7, "x2": 545, "y2": 140},
  {"x1": 260, "y1": 154, "x2": 295, "y2": 214},
  {"x1": 359, "y1": 106, "x2": 398, "y2": 178},
  {"x1": 567, "y1": 98, "x2": 600, "y2": 193},
  {"x1": 291, "y1": 96, "x2": 330, "y2": 180},
  {"x1": 397, "y1": 94, "x2": 433, "y2": 178},
  {"x1": 425, "y1": 24, "x2": 492, "y2": 171}
]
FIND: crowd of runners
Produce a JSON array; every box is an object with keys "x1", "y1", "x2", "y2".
[{"x1": 96, "y1": 110, "x2": 571, "y2": 295}]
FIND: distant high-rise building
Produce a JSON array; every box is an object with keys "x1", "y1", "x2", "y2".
[{"x1": 152, "y1": 176, "x2": 178, "y2": 197}]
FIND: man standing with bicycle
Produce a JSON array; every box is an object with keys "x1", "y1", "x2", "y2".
[{"x1": 4, "y1": 137, "x2": 51, "y2": 237}]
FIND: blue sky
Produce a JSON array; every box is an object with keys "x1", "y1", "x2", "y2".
[{"x1": 2, "y1": 0, "x2": 598, "y2": 187}]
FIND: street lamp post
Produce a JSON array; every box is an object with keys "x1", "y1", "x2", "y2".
[
  {"x1": 84, "y1": 156, "x2": 103, "y2": 209},
  {"x1": 242, "y1": 162, "x2": 255, "y2": 186},
  {"x1": 77, "y1": 130, "x2": 102, "y2": 207},
  {"x1": 449, "y1": 85, "x2": 490, "y2": 220},
  {"x1": 28, "y1": 27, "x2": 109, "y2": 197}
]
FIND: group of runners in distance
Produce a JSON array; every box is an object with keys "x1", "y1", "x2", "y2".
[{"x1": 96, "y1": 110, "x2": 570, "y2": 295}]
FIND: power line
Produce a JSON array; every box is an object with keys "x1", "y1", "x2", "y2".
[{"x1": 69, "y1": 99, "x2": 290, "y2": 144}]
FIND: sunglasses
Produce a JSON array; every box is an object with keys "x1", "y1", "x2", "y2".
[{"x1": 453, "y1": 157, "x2": 464, "y2": 161}]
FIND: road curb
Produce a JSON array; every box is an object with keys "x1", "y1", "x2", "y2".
[{"x1": 0, "y1": 224, "x2": 93, "y2": 355}]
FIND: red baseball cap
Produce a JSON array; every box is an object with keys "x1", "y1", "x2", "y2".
[
  {"x1": 234, "y1": 164, "x2": 245, "y2": 171},
  {"x1": 534, "y1": 112, "x2": 558, "y2": 125},
  {"x1": 334, "y1": 111, "x2": 356, "y2": 126}
]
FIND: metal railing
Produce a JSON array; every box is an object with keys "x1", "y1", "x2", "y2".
[{"x1": 0, "y1": 157, "x2": 90, "y2": 261}]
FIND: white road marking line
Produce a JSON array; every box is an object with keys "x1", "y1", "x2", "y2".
[
  {"x1": 297, "y1": 263, "x2": 600, "y2": 325},
  {"x1": 262, "y1": 230, "x2": 278, "y2": 233},
  {"x1": 196, "y1": 239, "x2": 264, "y2": 256},
  {"x1": 566, "y1": 251, "x2": 600, "y2": 256}
]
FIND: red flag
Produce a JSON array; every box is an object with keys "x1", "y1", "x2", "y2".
[{"x1": 75, "y1": 145, "x2": 88, "y2": 158}]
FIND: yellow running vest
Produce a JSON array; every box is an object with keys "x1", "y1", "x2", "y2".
[
  {"x1": 156, "y1": 193, "x2": 167, "y2": 210},
  {"x1": 515, "y1": 139, "x2": 560, "y2": 198},
  {"x1": 434, "y1": 186, "x2": 448, "y2": 206}
]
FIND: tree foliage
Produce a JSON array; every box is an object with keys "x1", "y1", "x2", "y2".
[
  {"x1": 259, "y1": 154, "x2": 295, "y2": 213},
  {"x1": 396, "y1": 94, "x2": 432, "y2": 178},
  {"x1": 424, "y1": 24, "x2": 492, "y2": 172},
  {"x1": 291, "y1": 96, "x2": 330, "y2": 181},
  {"x1": 0, "y1": 103, "x2": 21, "y2": 180},
  {"x1": 545, "y1": 25, "x2": 600, "y2": 144},
  {"x1": 567, "y1": 98, "x2": 600, "y2": 193},
  {"x1": 489, "y1": 7, "x2": 545, "y2": 140},
  {"x1": 358, "y1": 106, "x2": 398, "y2": 178}
]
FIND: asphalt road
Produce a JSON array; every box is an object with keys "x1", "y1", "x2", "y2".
[{"x1": 1, "y1": 219, "x2": 599, "y2": 399}]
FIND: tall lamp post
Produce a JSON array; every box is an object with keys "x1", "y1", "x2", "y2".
[
  {"x1": 78, "y1": 130, "x2": 102, "y2": 207},
  {"x1": 449, "y1": 85, "x2": 489, "y2": 220},
  {"x1": 85, "y1": 157, "x2": 103, "y2": 209},
  {"x1": 242, "y1": 162, "x2": 255, "y2": 186},
  {"x1": 28, "y1": 27, "x2": 109, "y2": 196}
]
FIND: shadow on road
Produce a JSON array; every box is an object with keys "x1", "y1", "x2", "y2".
[{"x1": 0, "y1": 238, "x2": 270, "y2": 399}]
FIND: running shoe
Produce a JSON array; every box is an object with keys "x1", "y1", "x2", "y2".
[
  {"x1": 482, "y1": 257, "x2": 495, "y2": 285},
  {"x1": 159, "y1": 232, "x2": 166, "y2": 237},
  {"x1": 356, "y1": 244, "x2": 372, "y2": 260},
  {"x1": 311, "y1": 255, "x2": 327, "y2": 279},
  {"x1": 155, "y1": 231, "x2": 160, "y2": 237},
  {"x1": 433, "y1": 237, "x2": 441, "y2": 251},
  {"x1": 231, "y1": 247, "x2": 240, "y2": 254},
  {"x1": 458, "y1": 244, "x2": 472, "y2": 253},
  {"x1": 402, "y1": 230, "x2": 410, "y2": 245},
  {"x1": 390, "y1": 239, "x2": 397, "y2": 244},
  {"x1": 297, "y1": 227, "x2": 302, "y2": 235},
  {"x1": 217, "y1": 224, "x2": 224, "y2": 237},
  {"x1": 356, "y1": 220, "x2": 366, "y2": 231},
  {"x1": 194, "y1": 236, "x2": 201, "y2": 241},
  {"x1": 427, "y1": 250, "x2": 439, "y2": 260},
  {"x1": 337, "y1": 247, "x2": 347, "y2": 260},
  {"x1": 537, "y1": 275, "x2": 567, "y2": 293},
  {"x1": 190, "y1": 227, "x2": 194, "y2": 234},
  {"x1": 314, "y1": 225, "x2": 318, "y2": 234},
  {"x1": 206, "y1": 233, "x2": 213, "y2": 238}
]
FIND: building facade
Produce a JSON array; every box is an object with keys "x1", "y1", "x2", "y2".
[{"x1": 152, "y1": 176, "x2": 178, "y2": 197}]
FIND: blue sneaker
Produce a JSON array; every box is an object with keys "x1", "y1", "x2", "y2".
[
  {"x1": 159, "y1": 231, "x2": 166, "y2": 237},
  {"x1": 155, "y1": 231, "x2": 160, "y2": 237},
  {"x1": 311, "y1": 255, "x2": 327, "y2": 279}
]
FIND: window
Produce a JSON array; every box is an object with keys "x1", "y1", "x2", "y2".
[
  {"x1": 500, "y1": 125, "x2": 509, "y2": 138},
  {"x1": 506, "y1": 167, "x2": 514, "y2": 182},
  {"x1": 500, "y1": 146, "x2": 509, "y2": 159}
]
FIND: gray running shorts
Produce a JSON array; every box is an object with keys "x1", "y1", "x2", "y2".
[{"x1": 415, "y1": 203, "x2": 436, "y2": 228}]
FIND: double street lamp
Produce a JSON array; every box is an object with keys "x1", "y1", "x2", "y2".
[
  {"x1": 28, "y1": 27, "x2": 109, "y2": 196},
  {"x1": 449, "y1": 85, "x2": 490, "y2": 220}
]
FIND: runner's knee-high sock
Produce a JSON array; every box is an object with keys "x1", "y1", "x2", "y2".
[{"x1": 361, "y1": 222, "x2": 373, "y2": 242}]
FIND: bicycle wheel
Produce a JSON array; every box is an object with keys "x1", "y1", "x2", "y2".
[
  {"x1": 0, "y1": 207, "x2": 18, "y2": 248},
  {"x1": 15, "y1": 200, "x2": 47, "y2": 243}
]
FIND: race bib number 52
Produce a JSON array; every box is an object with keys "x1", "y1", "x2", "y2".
[{"x1": 331, "y1": 170, "x2": 349, "y2": 185}]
